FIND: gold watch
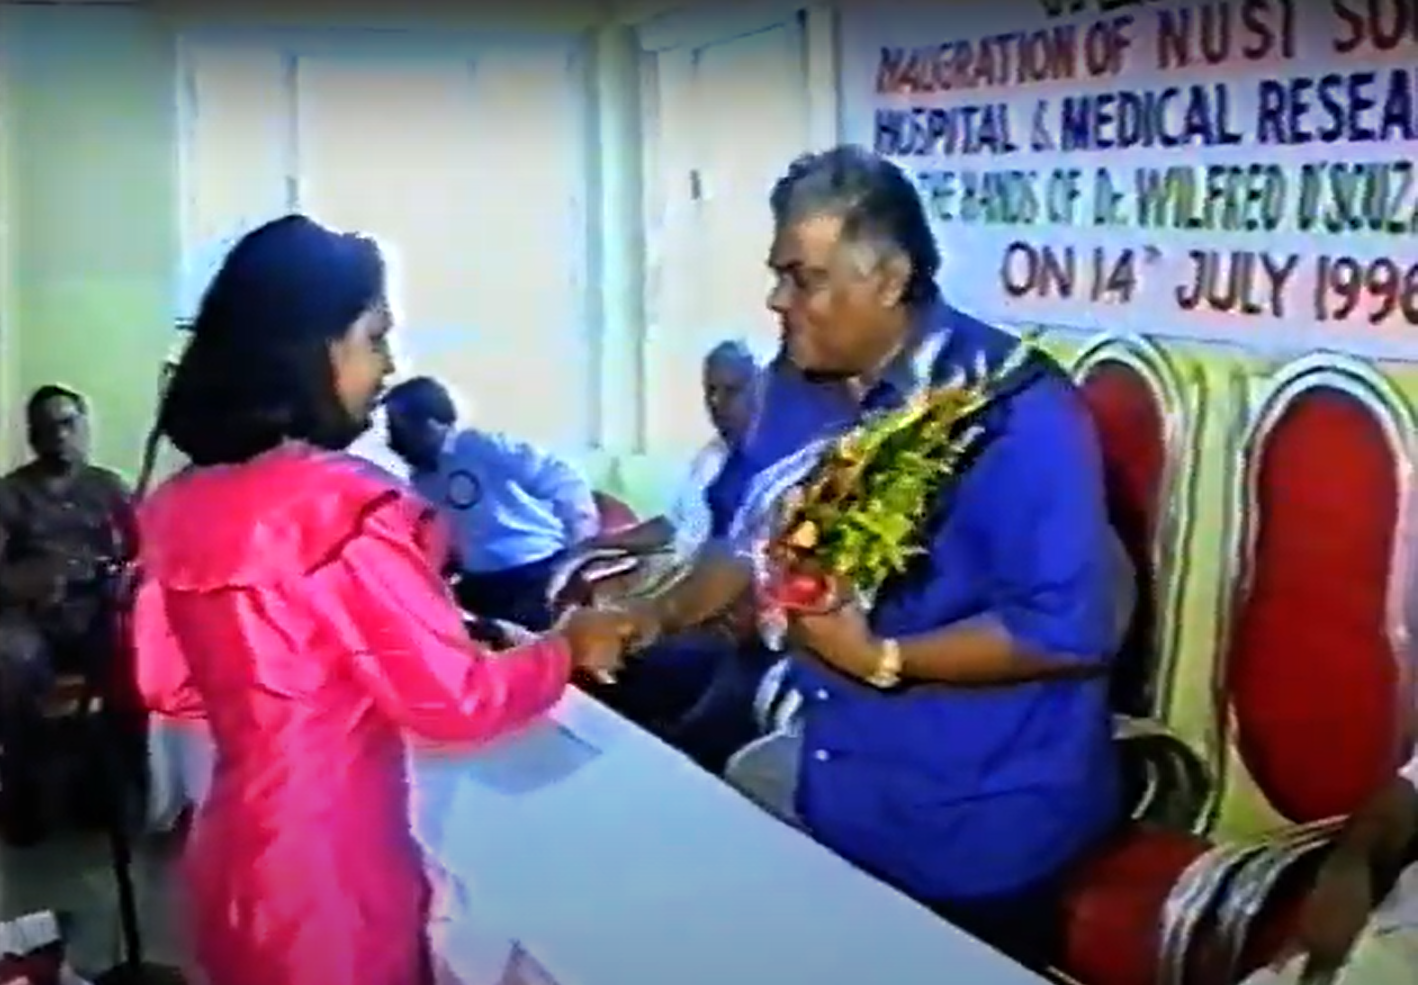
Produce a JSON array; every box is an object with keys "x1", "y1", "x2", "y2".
[{"x1": 864, "y1": 637, "x2": 903, "y2": 689}]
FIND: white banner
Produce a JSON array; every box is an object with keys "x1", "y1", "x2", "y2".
[{"x1": 839, "y1": 0, "x2": 1418, "y2": 358}]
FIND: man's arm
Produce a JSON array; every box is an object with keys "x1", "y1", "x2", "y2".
[
  {"x1": 1280, "y1": 750, "x2": 1418, "y2": 973},
  {"x1": 636, "y1": 540, "x2": 754, "y2": 635},
  {"x1": 624, "y1": 452, "x2": 768, "y2": 637},
  {"x1": 493, "y1": 435, "x2": 601, "y2": 544},
  {"x1": 895, "y1": 386, "x2": 1117, "y2": 686}
]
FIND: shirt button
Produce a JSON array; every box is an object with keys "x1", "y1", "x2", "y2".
[
  {"x1": 812, "y1": 749, "x2": 831, "y2": 763},
  {"x1": 813, "y1": 688, "x2": 829, "y2": 701}
]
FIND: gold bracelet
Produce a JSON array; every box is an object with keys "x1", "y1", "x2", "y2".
[{"x1": 864, "y1": 637, "x2": 903, "y2": 689}]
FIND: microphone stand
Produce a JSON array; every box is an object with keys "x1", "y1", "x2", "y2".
[{"x1": 92, "y1": 360, "x2": 186, "y2": 985}]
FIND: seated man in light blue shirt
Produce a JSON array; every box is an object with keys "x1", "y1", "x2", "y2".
[{"x1": 384, "y1": 376, "x2": 600, "y2": 630}]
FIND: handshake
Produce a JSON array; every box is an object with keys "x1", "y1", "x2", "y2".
[{"x1": 551, "y1": 603, "x2": 660, "y2": 682}]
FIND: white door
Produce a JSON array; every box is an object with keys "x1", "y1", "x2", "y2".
[
  {"x1": 176, "y1": 41, "x2": 295, "y2": 320},
  {"x1": 295, "y1": 41, "x2": 590, "y2": 448},
  {"x1": 178, "y1": 33, "x2": 592, "y2": 449},
  {"x1": 641, "y1": 10, "x2": 818, "y2": 455}
]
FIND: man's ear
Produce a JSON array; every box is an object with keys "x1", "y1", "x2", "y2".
[{"x1": 878, "y1": 254, "x2": 913, "y2": 309}]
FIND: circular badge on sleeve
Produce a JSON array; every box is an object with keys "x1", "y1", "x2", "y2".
[{"x1": 445, "y1": 469, "x2": 482, "y2": 510}]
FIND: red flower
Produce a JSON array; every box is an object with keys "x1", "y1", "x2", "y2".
[{"x1": 762, "y1": 565, "x2": 833, "y2": 613}]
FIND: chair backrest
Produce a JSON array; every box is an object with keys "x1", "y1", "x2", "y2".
[
  {"x1": 1071, "y1": 336, "x2": 1195, "y2": 719},
  {"x1": 1215, "y1": 354, "x2": 1417, "y2": 827}
]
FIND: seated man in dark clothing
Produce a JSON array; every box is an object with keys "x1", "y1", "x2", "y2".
[{"x1": 0, "y1": 385, "x2": 136, "y2": 843}]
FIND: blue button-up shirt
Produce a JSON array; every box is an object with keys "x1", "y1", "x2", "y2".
[
  {"x1": 413, "y1": 430, "x2": 600, "y2": 573},
  {"x1": 731, "y1": 302, "x2": 1121, "y2": 903}
]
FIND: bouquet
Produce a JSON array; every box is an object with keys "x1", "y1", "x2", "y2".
[{"x1": 758, "y1": 344, "x2": 1031, "y2": 621}]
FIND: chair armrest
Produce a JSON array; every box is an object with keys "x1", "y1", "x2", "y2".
[
  {"x1": 1157, "y1": 817, "x2": 1343, "y2": 985},
  {"x1": 752, "y1": 657, "x2": 803, "y2": 734},
  {"x1": 1210, "y1": 825, "x2": 1337, "y2": 982},
  {"x1": 546, "y1": 548, "x2": 647, "y2": 610},
  {"x1": 1113, "y1": 716, "x2": 1214, "y2": 831}
]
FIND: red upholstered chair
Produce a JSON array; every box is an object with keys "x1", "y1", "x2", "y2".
[
  {"x1": 593, "y1": 490, "x2": 638, "y2": 532},
  {"x1": 1058, "y1": 337, "x2": 1215, "y2": 985},
  {"x1": 1072, "y1": 335, "x2": 1194, "y2": 722},
  {"x1": 1072, "y1": 339, "x2": 1214, "y2": 832},
  {"x1": 1150, "y1": 355, "x2": 1418, "y2": 985},
  {"x1": 1062, "y1": 355, "x2": 1418, "y2": 985},
  {"x1": 546, "y1": 491, "x2": 643, "y2": 611},
  {"x1": 1059, "y1": 825, "x2": 1212, "y2": 985}
]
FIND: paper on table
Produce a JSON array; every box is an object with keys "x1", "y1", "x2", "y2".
[
  {"x1": 498, "y1": 943, "x2": 563, "y2": 985},
  {"x1": 460, "y1": 719, "x2": 602, "y2": 796},
  {"x1": 0, "y1": 911, "x2": 59, "y2": 956}
]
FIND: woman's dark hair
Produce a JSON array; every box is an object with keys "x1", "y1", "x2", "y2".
[{"x1": 159, "y1": 215, "x2": 386, "y2": 466}]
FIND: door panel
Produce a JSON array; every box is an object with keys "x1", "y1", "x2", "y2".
[
  {"x1": 643, "y1": 14, "x2": 809, "y2": 454},
  {"x1": 293, "y1": 44, "x2": 590, "y2": 445}
]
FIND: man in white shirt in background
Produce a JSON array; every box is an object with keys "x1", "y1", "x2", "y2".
[
  {"x1": 585, "y1": 339, "x2": 761, "y2": 570},
  {"x1": 1246, "y1": 743, "x2": 1418, "y2": 983},
  {"x1": 384, "y1": 375, "x2": 600, "y2": 630},
  {"x1": 574, "y1": 341, "x2": 768, "y2": 767}
]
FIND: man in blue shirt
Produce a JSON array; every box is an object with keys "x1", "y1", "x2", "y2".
[
  {"x1": 384, "y1": 376, "x2": 600, "y2": 630},
  {"x1": 618, "y1": 146, "x2": 1124, "y2": 969}
]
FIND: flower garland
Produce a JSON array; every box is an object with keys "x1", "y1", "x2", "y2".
[{"x1": 759, "y1": 341, "x2": 1033, "y2": 618}]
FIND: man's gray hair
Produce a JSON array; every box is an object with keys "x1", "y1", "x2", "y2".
[
  {"x1": 768, "y1": 145, "x2": 941, "y2": 304},
  {"x1": 704, "y1": 339, "x2": 759, "y2": 373}
]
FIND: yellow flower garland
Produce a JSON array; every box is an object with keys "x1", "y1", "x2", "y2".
[{"x1": 765, "y1": 341, "x2": 1033, "y2": 605}]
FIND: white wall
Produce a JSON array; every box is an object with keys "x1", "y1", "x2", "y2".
[{"x1": 0, "y1": 1, "x2": 838, "y2": 496}]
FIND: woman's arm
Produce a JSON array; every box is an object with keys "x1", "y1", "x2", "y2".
[
  {"x1": 132, "y1": 579, "x2": 207, "y2": 720},
  {"x1": 316, "y1": 500, "x2": 572, "y2": 743}
]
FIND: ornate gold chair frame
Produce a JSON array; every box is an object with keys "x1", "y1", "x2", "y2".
[
  {"x1": 1070, "y1": 334, "x2": 1211, "y2": 832},
  {"x1": 1157, "y1": 352, "x2": 1418, "y2": 985}
]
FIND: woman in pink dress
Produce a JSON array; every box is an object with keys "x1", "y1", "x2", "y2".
[{"x1": 134, "y1": 215, "x2": 628, "y2": 985}]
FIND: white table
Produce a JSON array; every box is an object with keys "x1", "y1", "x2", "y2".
[{"x1": 412, "y1": 690, "x2": 1053, "y2": 985}]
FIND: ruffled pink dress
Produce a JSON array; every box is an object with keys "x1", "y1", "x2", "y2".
[{"x1": 134, "y1": 444, "x2": 570, "y2": 985}]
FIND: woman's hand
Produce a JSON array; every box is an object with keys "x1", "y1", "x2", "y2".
[
  {"x1": 787, "y1": 600, "x2": 882, "y2": 681},
  {"x1": 1281, "y1": 850, "x2": 1375, "y2": 976},
  {"x1": 607, "y1": 599, "x2": 664, "y2": 653},
  {"x1": 556, "y1": 607, "x2": 634, "y2": 681}
]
